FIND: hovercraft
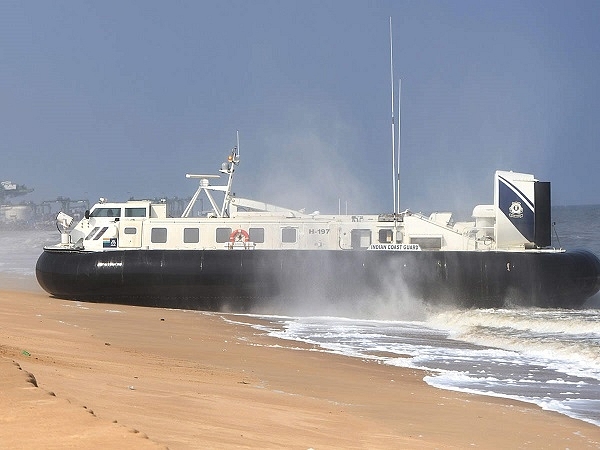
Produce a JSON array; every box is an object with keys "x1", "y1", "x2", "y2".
[{"x1": 36, "y1": 144, "x2": 600, "y2": 311}]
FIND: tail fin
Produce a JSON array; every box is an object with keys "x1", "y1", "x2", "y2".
[{"x1": 495, "y1": 171, "x2": 551, "y2": 248}]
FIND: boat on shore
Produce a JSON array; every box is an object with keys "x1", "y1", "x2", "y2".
[{"x1": 36, "y1": 144, "x2": 600, "y2": 310}]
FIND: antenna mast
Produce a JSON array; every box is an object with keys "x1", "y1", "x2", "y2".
[
  {"x1": 220, "y1": 132, "x2": 240, "y2": 217},
  {"x1": 397, "y1": 78, "x2": 401, "y2": 214},
  {"x1": 389, "y1": 17, "x2": 397, "y2": 216}
]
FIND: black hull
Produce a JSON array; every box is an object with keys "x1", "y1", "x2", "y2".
[{"x1": 36, "y1": 249, "x2": 600, "y2": 311}]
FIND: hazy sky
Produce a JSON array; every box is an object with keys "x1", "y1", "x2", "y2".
[{"x1": 2, "y1": 1, "x2": 599, "y2": 215}]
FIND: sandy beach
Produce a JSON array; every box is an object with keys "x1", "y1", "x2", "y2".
[{"x1": 1, "y1": 283, "x2": 599, "y2": 449}]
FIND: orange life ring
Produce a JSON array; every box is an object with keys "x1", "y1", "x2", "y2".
[{"x1": 229, "y1": 229, "x2": 250, "y2": 243}]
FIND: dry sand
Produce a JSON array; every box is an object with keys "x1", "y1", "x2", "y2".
[{"x1": 1, "y1": 283, "x2": 599, "y2": 449}]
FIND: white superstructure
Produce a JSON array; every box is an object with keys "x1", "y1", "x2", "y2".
[{"x1": 51, "y1": 148, "x2": 555, "y2": 255}]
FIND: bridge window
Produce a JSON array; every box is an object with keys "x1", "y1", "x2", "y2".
[
  {"x1": 281, "y1": 227, "x2": 297, "y2": 243},
  {"x1": 249, "y1": 228, "x2": 264, "y2": 243},
  {"x1": 90, "y1": 208, "x2": 121, "y2": 218},
  {"x1": 151, "y1": 228, "x2": 168, "y2": 243},
  {"x1": 184, "y1": 228, "x2": 199, "y2": 243},
  {"x1": 125, "y1": 207, "x2": 147, "y2": 218},
  {"x1": 216, "y1": 227, "x2": 232, "y2": 243}
]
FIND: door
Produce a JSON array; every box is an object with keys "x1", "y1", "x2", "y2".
[{"x1": 119, "y1": 220, "x2": 143, "y2": 248}]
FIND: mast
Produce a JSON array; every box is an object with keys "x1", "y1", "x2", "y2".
[
  {"x1": 221, "y1": 132, "x2": 240, "y2": 217},
  {"x1": 389, "y1": 17, "x2": 397, "y2": 216},
  {"x1": 397, "y1": 78, "x2": 401, "y2": 214}
]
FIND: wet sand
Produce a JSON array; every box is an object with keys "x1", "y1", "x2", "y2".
[{"x1": 1, "y1": 282, "x2": 599, "y2": 449}]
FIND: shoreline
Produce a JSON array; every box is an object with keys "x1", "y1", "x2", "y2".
[{"x1": 1, "y1": 286, "x2": 599, "y2": 448}]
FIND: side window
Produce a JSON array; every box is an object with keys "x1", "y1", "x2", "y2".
[
  {"x1": 216, "y1": 227, "x2": 232, "y2": 243},
  {"x1": 183, "y1": 228, "x2": 199, "y2": 243},
  {"x1": 249, "y1": 228, "x2": 265, "y2": 243},
  {"x1": 281, "y1": 227, "x2": 297, "y2": 243},
  {"x1": 351, "y1": 229, "x2": 371, "y2": 249},
  {"x1": 151, "y1": 228, "x2": 167, "y2": 243},
  {"x1": 124, "y1": 227, "x2": 137, "y2": 235},
  {"x1": 411, "y1": 236, "x2": 442, "y2": 250},
  {"x1": 379, "y1": 229, "x2": 393, "y2": 243}
]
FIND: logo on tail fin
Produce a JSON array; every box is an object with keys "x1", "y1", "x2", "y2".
[{"x1": 508, "y1": 201, "x2": 524, "y2": 218}]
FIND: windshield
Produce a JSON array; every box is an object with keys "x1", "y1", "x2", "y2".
[{"x1": 89, "y1": 207, "x2": 121, "y2": 218}]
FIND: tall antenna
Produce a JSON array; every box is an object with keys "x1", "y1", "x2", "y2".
[
  {"x1": 389, "y1": 17, "x2": 397, "y2": 215},
  {"x1": 397, "y1": 78, "x2": 401, "y2": 214}
]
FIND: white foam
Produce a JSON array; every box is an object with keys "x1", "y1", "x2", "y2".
[
  {"x1": 424, "y1": 374, "x2": 600, "y2": 427},
  {"x1": 427, "y1": 308, "x2": 600, "y2": 380}
]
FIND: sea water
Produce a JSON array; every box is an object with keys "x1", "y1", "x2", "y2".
[
  {"x1": 239, "y1": 307, "x2": 600, "y2": 427},
  {"x1": 1, "y1": 206, "x2": 599, "y2": 426},
  {"x1": 236, "y1": 205, "x2": 600, "y2": 427},
  {"x1": 0, "y1": 229, "x2": 56, "y2": 277}
]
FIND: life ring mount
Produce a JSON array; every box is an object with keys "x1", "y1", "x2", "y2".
[{"x1": 230, "y1": 229, "x2": 250, "y2": 243}]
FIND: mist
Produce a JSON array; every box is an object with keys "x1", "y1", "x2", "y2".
[{"x1": 237, "y1": 103, "x2": 381, "y2": 214}]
